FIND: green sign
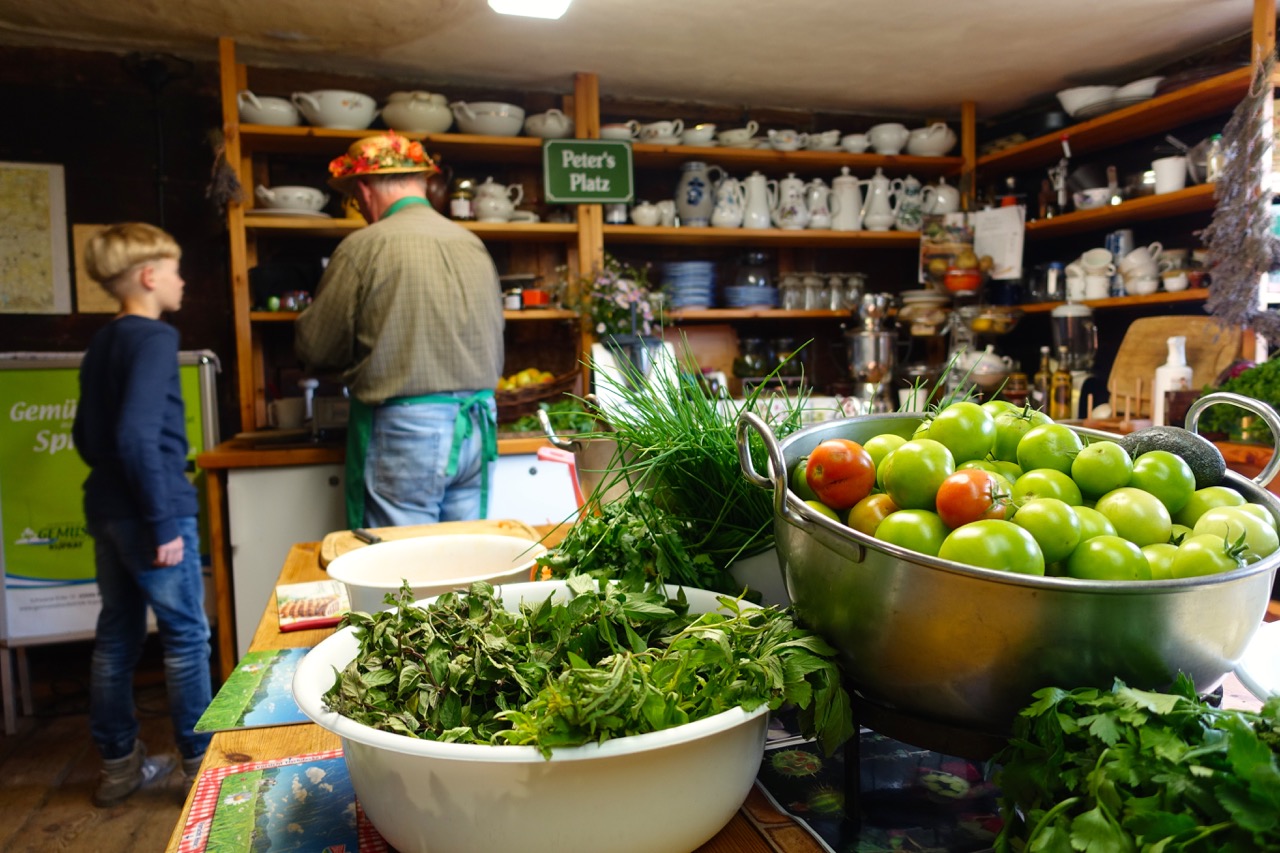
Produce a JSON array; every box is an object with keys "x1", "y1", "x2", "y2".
[{"x1": 542, "y1": 139, "x2": 634, "y2": 204}]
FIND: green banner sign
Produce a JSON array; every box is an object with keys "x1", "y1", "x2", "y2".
[{"x1": 542, "y1": 139, "x2": 634, "y2": 204}]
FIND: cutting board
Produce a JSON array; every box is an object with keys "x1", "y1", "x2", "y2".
[
  {"x1": 1106, "y1": 316, "x2": 1241, "y2": 417},
  {"x1": 319, "y1": 518, "x2": 542, "y2": 568}
]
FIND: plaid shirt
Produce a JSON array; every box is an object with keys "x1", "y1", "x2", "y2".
[{"x1": 295, "y1": 204, "x2": 505, "y2": 404}]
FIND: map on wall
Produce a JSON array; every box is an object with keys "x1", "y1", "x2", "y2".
[{"x1": 0, "y1": 162, "x2": 72, "y2": 314}]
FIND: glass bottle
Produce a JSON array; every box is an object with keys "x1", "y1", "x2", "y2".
[
  {"x1": 1002, "y1": 372, "x2": 1029, "y2": 408},
  {"x1": 1204, "y1": 134, "x2": 1225, "y2": 183},
  {"x1": 1032, "y1": 345, "x2": 1052, "y2": 412},
  {"x1": 1049, "y1": 346, "x2": 1074, "y2": 420}
]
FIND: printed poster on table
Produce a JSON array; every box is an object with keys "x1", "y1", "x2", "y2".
[{"x1": 0, "y1": 352, "x2": 216, "y2": 642}]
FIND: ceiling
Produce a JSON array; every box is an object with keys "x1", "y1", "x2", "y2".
[{"x1": 0, "y1": 0, "x2": 1259, "y2": 118}]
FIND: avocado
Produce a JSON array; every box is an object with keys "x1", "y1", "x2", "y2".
[{"x1": 1119, "y1": 426, "x2": 1227, "y2": 489}]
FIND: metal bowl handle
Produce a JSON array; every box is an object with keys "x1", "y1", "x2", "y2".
[
  {"x1": 1185, "y1": 391, "x2": 1280, "y2": 487},
  {"x1": 736, "y1": 411, "x2": 817, "y2": 530}
]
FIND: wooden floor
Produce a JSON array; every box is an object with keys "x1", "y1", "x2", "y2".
[{"x1": 0, "y1": 639, "x2": 187, "y2": 853}]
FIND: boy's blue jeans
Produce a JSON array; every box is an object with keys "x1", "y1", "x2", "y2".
[{"x1": 87, "y1": 515, "x2": 213, "y2": 761}]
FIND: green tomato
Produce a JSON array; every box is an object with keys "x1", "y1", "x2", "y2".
[
  {"x1": 938, "y1": 519, "x2": 1045, "y2": 575},
  {"x1": 882, "y1": 439, "x2": 955, "y2": 511},
  {"x1": 1193, "y1": 505, "x2": 1280, "y2": 563},
  {"x1": 1012, "y1": 468, "x2": 1083, "y2": 507},
  {"x1": 1141, "y1": 542, "x2": 1178, "y2": 580},
  {"x1": 803, "y1": 499, "x2": 842, "y2": 523},
  {"x1": 863, "y1": 433, "x2": 907, "y2": 471},
  {"x1": 981, "y1": 400, "x2": 1019, "y2": 419},
  {"x1": 992, "y1": 460, "x2": 1024, "y2": 482},
  {"x1": 958, "y1": 459, "x2": 1002, "y2": 475},
  {"x1": 1017, "y1": 423, "x2": 1083, "y2": 475},
  {"x1": 790, "y1": 457, "x2": 818, "y2": 501},
  {"x1": 927, "y1": 402, "x2": 997, "y2": 464},
  {"x1": 1093, "y1": 487, "x2": 1172, "y2": 548},
  {"x1": 992, "y1": 410, "x2": 1048, "y2": 463},
  {"x1": 1234, "y1": 502, "x2": 1278, "y2": 530},
  {"x1": 912, "y1": 419, "x2": 933, "y2": 440},
  {"x1": 1070, "y1": 440, "x2": 1133, "y2": 498},
  {"x1": 1066, "y1": 535, "x2": 1151, "y2": 581},
  {"x1": 1169, "y1": 523, "x2": 1194, "y2": 544},
  {"x1": 875, "y1": 509, "x2": 950, "y2": 558},
  {"x1": 1073, "y1": 505, "x2": 1118, "y2": 541},
  {"x1": 1169, "y1": 533, "x2": 1243, "y2": 578},
  {"x1": 1172, "y1": 486, "x2": 1246, "y2": 528},
  {"x1": 1012, "y1": 497, "x2": 1082, "y2": 564},
  {"x1": 1128, "y1": 450, "x2": 1196, "y2": 515}
]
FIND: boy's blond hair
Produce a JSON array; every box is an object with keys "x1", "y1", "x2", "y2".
[{"x1": 84, "y1": 223, "x2": 182, "y2": 296}]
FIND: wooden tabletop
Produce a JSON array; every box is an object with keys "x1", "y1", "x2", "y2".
[{"x1": 165, "y1": 536, "x2": 825, "y2": 853}]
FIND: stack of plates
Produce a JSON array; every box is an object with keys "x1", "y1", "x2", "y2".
[
  {"x1": 723, "y1": 285, "x2": 778, "y2": 309},
  {"x1": 663, "y1": 261, "x2": 716, "y2": 309}
]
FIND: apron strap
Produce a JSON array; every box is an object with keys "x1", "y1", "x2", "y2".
[{"x1": 345, "y1": 390, "x2": 497, "y2": 528}]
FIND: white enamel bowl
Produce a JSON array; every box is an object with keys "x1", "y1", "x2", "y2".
[
  {"x1": 324, "y1": 534, "x2": 547, "y2": 613},
  {"x1": 1056, "y1": 85, "x2": 1118, "y2": 117},
  {"x1": 293, "y1": 581, "x2": 770, "y2": 853}
]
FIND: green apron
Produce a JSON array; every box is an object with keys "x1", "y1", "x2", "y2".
[
  {"x1": 341, "y1": 194, "x2": 498, "y2": 528},
  {"x1": 345, "y1": 390, "x2": 497, "y2": 529}
]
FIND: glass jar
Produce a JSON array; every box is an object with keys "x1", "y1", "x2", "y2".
[
  {"x1": 735, "y1": 251, "x2": 773, "y2": 288},
  {"x1": 449, "y1": 176, "x2": 477, "y2": 221},
  {"x1": 802, "y1": 274, "x2": 825, "y2": 310},
  {"x1": 733, "y1": 337, "x2": 770, "y2": 378},
  {"x1": 779, "y1": 274, "x2": 804, "y2": 310},
  {"x1": 773, "y1": 337, "x2": 804, "y2": 376}
]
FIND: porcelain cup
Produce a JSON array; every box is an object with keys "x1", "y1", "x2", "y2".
[
  {"x1": 718, "y1": 121, "x2": 760, "y2": 146},
  {"x1": 681, "y1": 123, "x2": 716, "y2": 145},
  {"x1": 1080, "y1": 247, "x2": 1114, "y2": 273},
  {"x1": 268, "y1": 398, "x2": 306, "y2": 429},
  {"x1": 1066, "y1": 275, "x2": 1087, "y2": 301},
  {"x1": 1152, "y1": 155, "x2": 1188, "y2": 193},
  {"x1": 841, "y1": 133, "x2": 870, "y2": 153},
  {"x1": 601, "y1": 121, "x2": 639, "y2": 140},
  {"x1": 640, "y1": 119, "x2": 683, "y2": 141},
  {"x1": 656, "y1": 199, "x2": 677, "y2": 227},
  {"x1": 1084, "y1": 274, "x2": 1111, "y2": 300},
  {"x1": 1162, "y1": 270, "x2": 1189, "y2": 292},
  {"x1": 808, "y1": 129, "x2": 841, "y2": 149},
  {"x1": 630, "y1": 201, "x2": 660, "y2": 227},
  {"x1": 867, "y1": 122, "x2": 910, "y2": 155},
  {"x1": 768, "y1": 129, "x2": 807, "y2": 151},
  {"x1": 1119, "y1": 242, "x2": 1163, "y2": 277}
]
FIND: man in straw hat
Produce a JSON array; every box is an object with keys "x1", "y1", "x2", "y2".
[{"x1": 297, "y1": 132, "x2": 504, "y2": 527}]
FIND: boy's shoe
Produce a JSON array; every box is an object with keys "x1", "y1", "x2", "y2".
[
  {"x1": 181, "y1": 754, "x2": 205, "y2": 788},
  {"x1": 92, "y1": 741, "x2": 176, "y2": 807}
]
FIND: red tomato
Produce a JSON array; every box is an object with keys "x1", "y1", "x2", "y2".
[
  {"x1": 806, "y1": 439, "x2": 876, "y2": 510},
  {"x1": 935, "y1": 469, "x2": 1013, "y2": 528}
]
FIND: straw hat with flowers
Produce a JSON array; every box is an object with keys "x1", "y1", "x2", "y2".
[{"x1": 327, "y1": 131, "x2": 437, "y2": 194}]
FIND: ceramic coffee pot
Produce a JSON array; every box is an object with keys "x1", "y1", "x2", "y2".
[
  {"x1": 831, "y1": 166, "x2": 863, "y2": 232},
  {"x1": 804, "y1": 178, "x2": 835, "y2": 230},
  {"x1": 473, "y1": 177, "x2": 523, "y2": 222},
  {"x1": 772, "y1": 173, "x2": 810, "y2": 230},
  {"x1": 892, "y1": 174, "x2": 924, "y2": 231},
  {"x1": 860, "y1": 167, "x2": 898, "y2": 231},
  {"x1": 742, "y1": 171, "x2": 777, "y2": 230},
  {"x1": 674, "y1": 161, "x2": 726, "y2": 227},
  {"x1": 710, "y1": 177, "x2": 746, "y2": 228}
]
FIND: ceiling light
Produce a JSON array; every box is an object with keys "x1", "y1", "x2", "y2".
[{"x1": 488, "y1": 0, "x2": 572, "y2": 19}]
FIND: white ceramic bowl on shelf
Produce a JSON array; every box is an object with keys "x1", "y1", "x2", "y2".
[
  {"x1": 1056, "y1": 85, "x2": 1118, "y2": 117},
  {"x1": 1116, "y1": 76, "x2": 1165, "y2": 99},
  {"x1": 324, "y1": 534, "x2": 547, "y2": 613},
  {"x1": 292, "y1": 581, "x2": 770, "y2": 853},
  {"x1": 450, "y1": 101, "x2": 525, "y2": 136}
]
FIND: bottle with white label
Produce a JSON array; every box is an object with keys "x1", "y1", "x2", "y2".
[{"x1": 1152, "y1": 335, "x2": 1193, "y2": 427}]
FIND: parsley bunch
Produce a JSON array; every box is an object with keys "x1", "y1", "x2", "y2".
[
  {"x1": 994, "y1": 674, "x2": 1280, "y2": 852},
  {"x1": 324, "y1": 577, "x2": 853, "y2": 759}
]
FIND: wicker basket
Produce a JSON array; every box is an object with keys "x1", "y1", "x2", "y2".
[{"x1": 495, "y1": 369, "x2": 581, "y2": 422}]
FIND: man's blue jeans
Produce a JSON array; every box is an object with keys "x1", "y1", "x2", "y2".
[
  {"x1": 87, "y1": 515, "x2": 213, "y2": 761},
  {"x1": 363, "y1": 394, "x2": 494, "y2": 527}
]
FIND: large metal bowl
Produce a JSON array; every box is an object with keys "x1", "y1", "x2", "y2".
[{"x1": 736, "y1": 393, "x2": 1280, "y2": 746}]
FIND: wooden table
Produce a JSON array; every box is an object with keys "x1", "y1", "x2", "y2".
[{"x1": 165, "y1": 538, "x2": 825, "y2": 853}]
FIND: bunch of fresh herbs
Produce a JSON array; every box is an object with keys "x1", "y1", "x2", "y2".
[
  {"x1": 507, "y1": 399, "x2": 597, "y2": 436},
  {"x1": 1197, "y1": 356, "x2": 1280, "y2": 442},
  {"x1": 993, "y1": 674, "x2": 1280, "y2": 853},
  {"x1": 323, "y1": 576, "x2": 853, "y2": 759},
  {"x1": 534, "y1": 490, "x2": 732, "y2": 592}
]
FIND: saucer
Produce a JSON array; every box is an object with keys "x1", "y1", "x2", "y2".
[
  {"x1": 643, "y1": 135, "x2": 682, "y2": 146},
  {"x1": 804, "y1": 144, "x2": 841, "y2": 152},
  {"x1": 253, "y1": 208, "x2": 332, "y2": 218}
]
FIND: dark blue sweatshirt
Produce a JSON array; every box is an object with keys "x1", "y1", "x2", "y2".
[{"x1": 73, "y1": 315, "x2": 198, "y2": 547}]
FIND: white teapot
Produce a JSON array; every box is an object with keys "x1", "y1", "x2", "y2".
[
  {"x1": 860, "y1": 167, "x2": 898, "y2": 231},
  {"x1": 921, "y1": 177, "x2": 961, "y2": 214},
  {"x1": 741, "y1": 171, "x2": 776, "y2": 230},
  {"x1": 524, "y1": 108, "x2": 575, "y2": 139},
  {"x1": 772, "y1": 173, "x2": 810, "y2": 230},
  {"x1": 906, "y1": 122, "x2": 958, "y2": 157},
  {"x1": 381, "y1": 91, "x2": 452, "y2": 133},
  {"x1": 710, "y1": 177, "x2": 746, "y2": 228},
  {"x1": 804, "y1": 178, "x2": 835, "y2": 230},
  {"x1": 473, "y1": 177, "x2": 524, "y2": 223},
  {"x1": 831, "y1": 166, "x2": 863, "y2": 232}
]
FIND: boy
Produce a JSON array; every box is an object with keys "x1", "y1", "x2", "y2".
[{"x1": 72, "y1": 223, "x2": 211, "y2": 806}]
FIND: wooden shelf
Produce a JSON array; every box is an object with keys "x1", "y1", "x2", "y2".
[
  {"x1": 1025, "y1": 184, "x2": 1218, "y2": 239},
  {"x1": 252, "y1": 309, "x2": 578, "y2": 322},
  {"x1": 1020, "y1": 288, "x2": 1209, "y2": 314},
  {"x1": 239, "y1": 126, "x2": 547, "y2": 163},
  {"x1": 603, "y1": 224, "x2": 919, "y2": 248},
  {"x1": 978, "y1": 67, "x2": 1250, "y2": 173},
  {"x1": 666, "y1": 308, "x2": 852, "y2": 322},
  {"x1": 629, "y1": 142, "x2": 963, "y2": 177},
  {"x1": 244, "y1": 214, "x2": 579, "y2": 242}
]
